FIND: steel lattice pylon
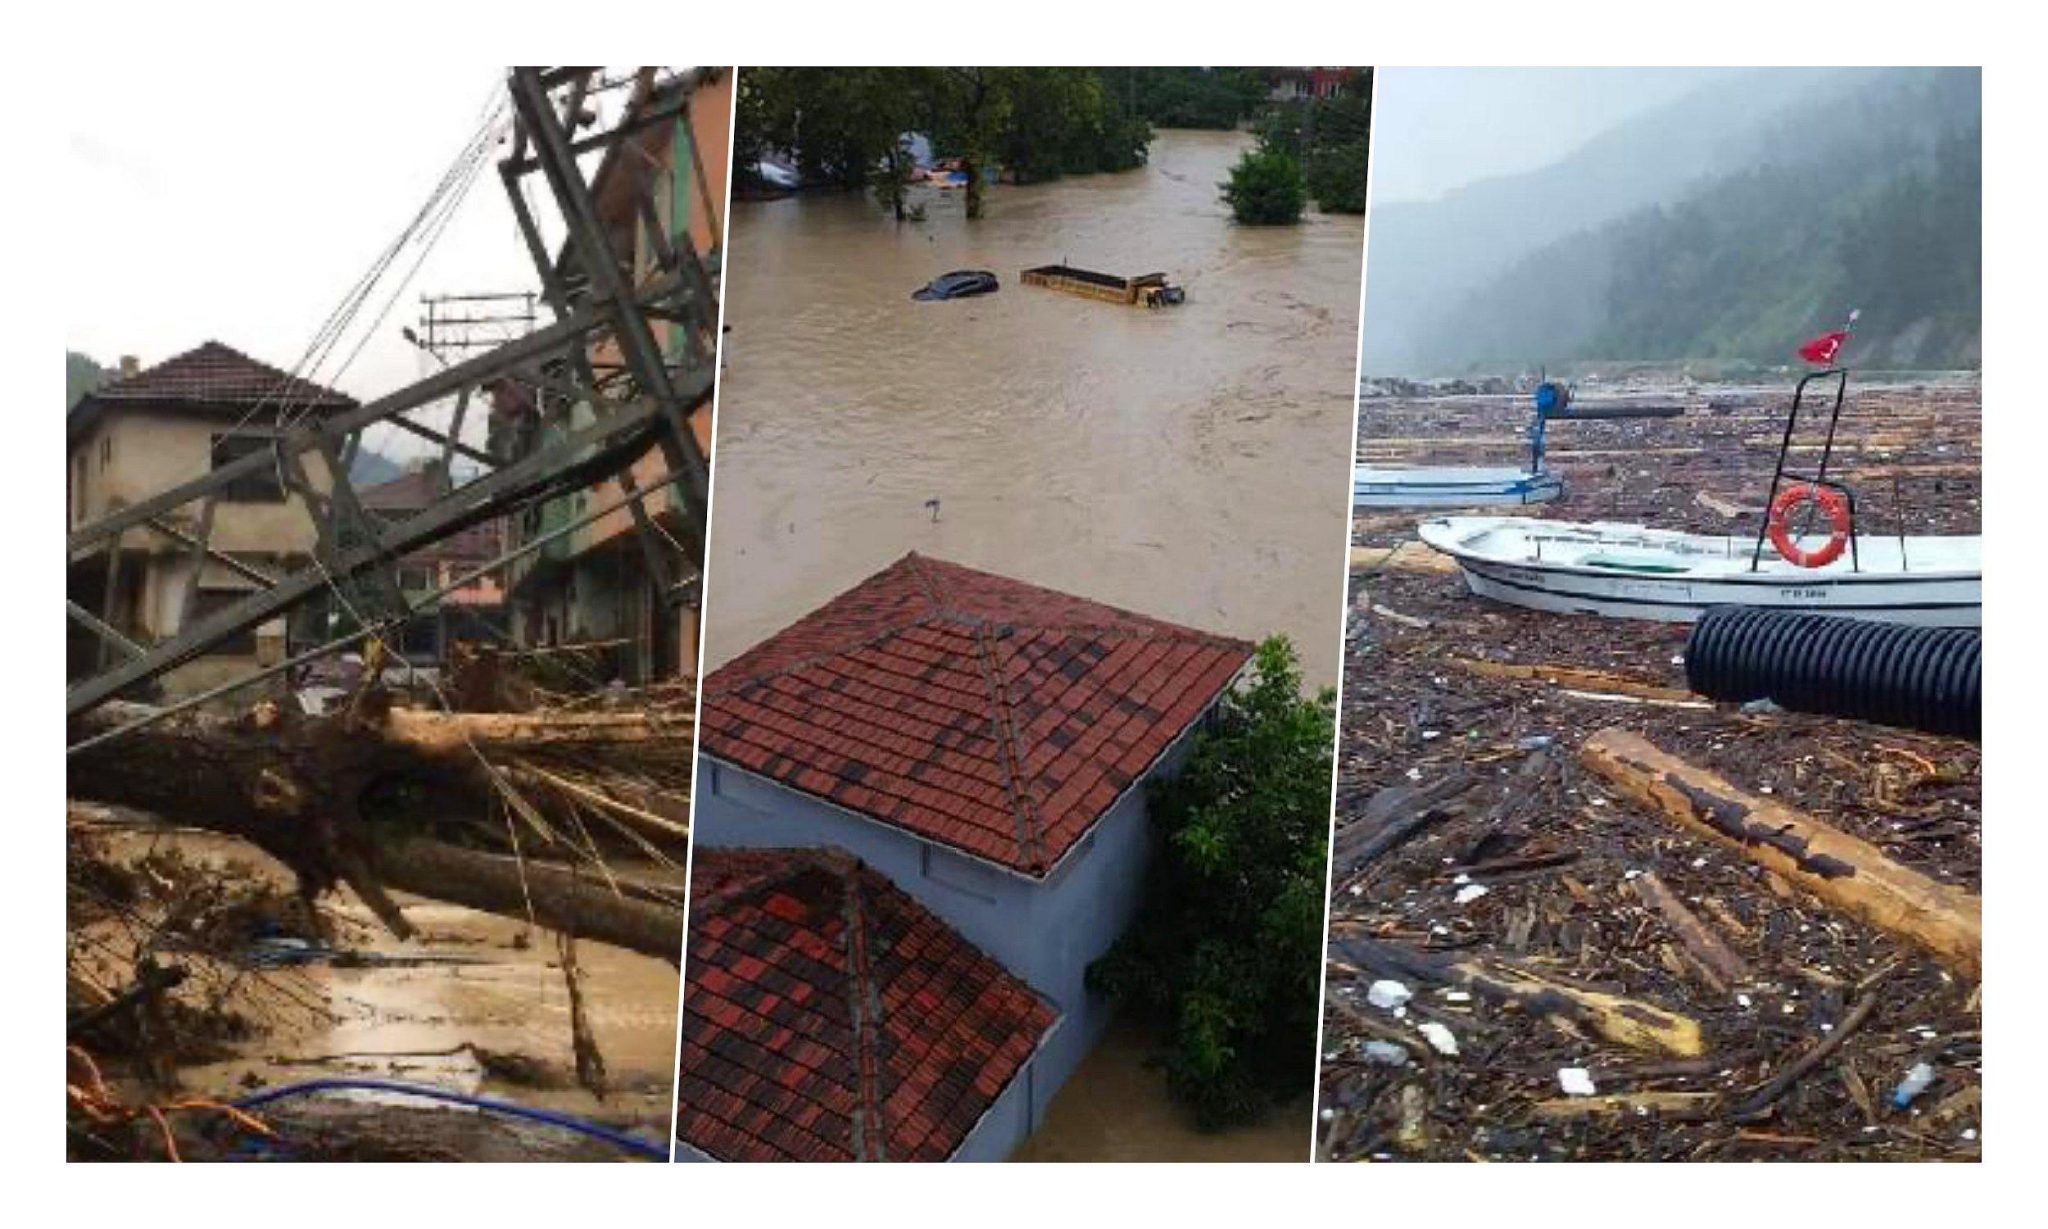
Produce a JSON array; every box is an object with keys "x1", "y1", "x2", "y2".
[{"x1": 66, "y1": 67, "x2": 723, "y2": 730}]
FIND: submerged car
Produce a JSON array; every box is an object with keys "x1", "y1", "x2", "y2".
[{"x1": 912, "y1": 269, "x2": 999, "y2": 301}]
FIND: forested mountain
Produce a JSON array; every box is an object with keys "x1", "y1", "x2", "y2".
[{"x1": 1365, "y1": 68, "x2": 1980, "y2": 373}]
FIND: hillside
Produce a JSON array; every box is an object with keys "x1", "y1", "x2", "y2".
[{"x1": 1367, "y1": 68, "x2": 1979, "y2": 373}]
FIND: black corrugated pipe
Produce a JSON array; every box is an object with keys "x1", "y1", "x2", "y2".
[{"x1": 1685, "y1": 607, "x2": 1980, "y2": 739}]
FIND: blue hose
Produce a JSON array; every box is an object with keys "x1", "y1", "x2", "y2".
[{"x1": 232, "y1": 1077, "x2": 669, "y2": 1161}]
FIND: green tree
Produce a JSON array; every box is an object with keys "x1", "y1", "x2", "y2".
[
  {"x1": 1221, "y1": 147, "x2": 1306, "y2": 225},
  {"x1": 1087, "y1": 636, "x2": 1334, "y2": 1129},
  {"x1": 67, "y1": 351, "x2": 112, "y2": 410}
]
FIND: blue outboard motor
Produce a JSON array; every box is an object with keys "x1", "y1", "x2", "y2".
[{"x1": 1533, "y1": 380, "x2": 1571, "y2": 414}]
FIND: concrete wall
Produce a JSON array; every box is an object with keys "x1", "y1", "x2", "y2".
[{"x1": 693, "y1": 720, "x2": 1201, "y2": 1146}]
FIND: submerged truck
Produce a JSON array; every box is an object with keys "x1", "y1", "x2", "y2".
[{"x1": 1020, "y1": 264, "x2": 1185, "y2": 307}]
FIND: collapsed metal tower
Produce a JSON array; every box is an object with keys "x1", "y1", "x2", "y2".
[{"x1": 66, "y1": 67, "x2": 722, "y2": 728}]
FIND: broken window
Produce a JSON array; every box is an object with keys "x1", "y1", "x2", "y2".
[{"x1": 210, "y1": 434, "x2": 287, "y2": 502}]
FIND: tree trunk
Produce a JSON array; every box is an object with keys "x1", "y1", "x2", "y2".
[{"x1": 67, "y1": 700, "x2": 689, "y2": 959}]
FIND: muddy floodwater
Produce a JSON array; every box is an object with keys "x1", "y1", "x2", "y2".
[
  {"x1": 709, "y1": 128, "x2": 1363, "y2": 688},
  {"x1": 1013, "y1": 1017, "x2": 1311, "y2": 1161},
  {"x1": 75, "y1": 823, "x2": 678, "y2": 1160}
]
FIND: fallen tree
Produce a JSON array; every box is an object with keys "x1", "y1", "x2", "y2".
[{"x1": 66, "y1": 696, "x2": 692, "y2": 960}]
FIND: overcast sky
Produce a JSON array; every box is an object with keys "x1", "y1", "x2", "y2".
[
  {"x1": 1369, "y1": 67, "x2": 1742, "y2": 204},
  {"x1": 65, "y1": 63, "x2": 560, "y2": 458}
]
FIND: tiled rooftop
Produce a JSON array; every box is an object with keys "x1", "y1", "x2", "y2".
[
  {"x1": 700, "y1": 553, "x2": 1253, "y2": 876},
  {"x1": 79, "y1": 341, "x2": 356, "y2": 414},
  {"x1": 675, "y1": 848, "x2": 1058, "y2": 1162}
]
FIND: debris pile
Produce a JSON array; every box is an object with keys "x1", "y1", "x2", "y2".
[
  {"x1": 65, "y1": 674, "x2": 696, "y2": 1161},
  {"x1": 1322, "y1": 378, "x2": 1981, "y2": 1161}
]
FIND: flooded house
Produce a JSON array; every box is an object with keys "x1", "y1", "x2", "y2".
[
  {"x1": 504, "y1": 68, "x2": 729, "y2": 682},
  {"x1": 683, "y1": 552, "x2": 1252, "y2": 1159},
  {"x1": 65, "y1": 342, "x2": 356, "y2": 697}
]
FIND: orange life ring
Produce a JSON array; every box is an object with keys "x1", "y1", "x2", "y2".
[{"x1": 1767, "y1": 483, "x2": 1852, "y2": 568}]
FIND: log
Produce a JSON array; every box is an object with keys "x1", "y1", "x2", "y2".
[
  {"x1": 1449, "y1": 657, "x2": 1699, "y2": 704},
  {"x1": 1632, "y1": 870, "x2": 1753, "y2": 990},
  {"x1": 1350, "y1": 542, "x2": 1458, "y2": 576},
  {"x1": 1581, "y1": 728, "x2": 1981, "y2": 978},
  {"x1": 65, "y1": 698, "x2": 690, "y2": 959},
  {"x1": 1530, "y1": 1092, "x2": 1719, "y2": 1121},
  {"x1": 1334, "y1": 935, "x2": 1704, "y2": 1057}
]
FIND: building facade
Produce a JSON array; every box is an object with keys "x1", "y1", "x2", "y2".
[{"x1": 65, "y1": 342, "x2": 355, "y2": 697}]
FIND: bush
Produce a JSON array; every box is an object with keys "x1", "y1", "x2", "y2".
[
  {"x1": 1086, "y1": 636, "x2": 1334, "y2": 1129},
  {"x1": 1221, "y1": 148, "x2": 1306, "y2": 225}
]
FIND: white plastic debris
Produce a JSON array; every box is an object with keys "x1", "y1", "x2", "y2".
[
  {"x1": 1557, "y1": 1067, "x2": 1598, "y2": 1097},
  {"x1": 1417, "y1": 1021, "x2": 1459, "y2": 1056},
  {"x1": 1361, "y1": 1041, "x2": 1410, "y2": 1066},
  {"x1": 1737, "y1": 993, "x2": 1753, "y2": 1009},
  {"x1": 1441, "y1": 990, "x2": 1472, "y2": 1004},
  {"x1": 1454, "y1": 884, "x2": 1490, "y2": 906},
  {"x1": 1366, "y1": 979, "x2": 1413, "y2": 1010}
]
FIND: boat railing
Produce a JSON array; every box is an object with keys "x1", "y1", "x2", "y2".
[{"x1": 1750, "y1": 367, "x2": 1863, "y2": 573}]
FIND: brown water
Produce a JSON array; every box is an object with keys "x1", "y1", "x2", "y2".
[
  {"x1": 1011, "y1": 1016, "x2": 1313, "y2": 1162},
  {"x1": 707, "y1": 129, "x2": 1363, "y2": 688},
  {"x1": 80, "y1": 825, "x2": 679, "y2": 1157}
]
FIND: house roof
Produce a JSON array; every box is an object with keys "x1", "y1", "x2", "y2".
[
  {"x1": 675, "y1": 847, "x2": 1058, "y2": 1162},
  {"x1": 700, "y1": 553, "x2": 1253, "y2": 877},
  {"x1": 69, "y1": 341, "x2": 356, "y2": 440}
]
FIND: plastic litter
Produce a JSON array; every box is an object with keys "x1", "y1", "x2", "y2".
[
  {"x1": 1417, "y1": 1021, "x2": 1459, "y2": 1056},
  {"x1": 1558, "y1": 1067, "x2": 1597, "y2": 1097},
  {"x1": 1366, "y1": 980, "x2": 1413, "y2": 1010},
  {"x1": 1891, "y1": 1062, "x2": 1937, "y2": 1109}
]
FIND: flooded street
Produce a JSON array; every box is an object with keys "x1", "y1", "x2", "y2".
[
  {"x1": 73, "y1": 821, "x2": 678, "y2": 1159},
  {"x1": 709, "y1": 129, "x2": 1362, "y2": 687}
]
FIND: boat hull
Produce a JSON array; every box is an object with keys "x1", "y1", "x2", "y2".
[
  {"x1": 1353, "y1": 465, "x2": 1562, "y2": 509},
  {"x1": 1420, "y1": 517, "x2": 1981, "y2": 627}
]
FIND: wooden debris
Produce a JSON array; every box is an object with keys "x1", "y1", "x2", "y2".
[
  {"x1": 1632, "y1": 871, "x2": 1752, "y2": 989},
  {"x1": 1581, "y1": 728, "x2": 1982, "y2": 978},
  {"x1": 1335, "y1": 935, "x2": 1704, "y2": 1056},
  {"x1": 1449, "y1": 657, "x2": 1699, "y2": 704},
  {"x1": 1350, "y1": 541, "x2": 1457, "y2": 575},
  {"x1": 1530, "y1": 1091, "x2": 1719, "y2": 1121}
]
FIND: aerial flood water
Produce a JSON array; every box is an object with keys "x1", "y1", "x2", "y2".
[
  {"x1": 706, "y1": 129, "x2": 1361, "y2": 1156},
  {"x1": 709, "y1": 129, "x2": 1363, "y2": 689}
]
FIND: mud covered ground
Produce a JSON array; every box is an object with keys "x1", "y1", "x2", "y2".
[
  {"x1": 67, "y1": 810, "x2": 680, "y2": 1162},
  {"x1": 1319, "y1": 377, "x2": 1982, "y2": 1162}
]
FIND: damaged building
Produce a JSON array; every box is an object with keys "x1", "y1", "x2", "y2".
[
  {"x1": 503, "y1": 69, "x2": 729, "y2": 685},
  {"x1": 65, "y1": 342, "x2": 356, "y2": 698}
]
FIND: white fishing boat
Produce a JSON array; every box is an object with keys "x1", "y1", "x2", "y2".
[
  {"x1": 1354, "y1": 464, "x2": 1562, "y2": 508},
  {"x1": 1417, "y1": 515, "x2": 1980, "y2": 627}
]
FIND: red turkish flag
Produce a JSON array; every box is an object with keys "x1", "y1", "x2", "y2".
[{"x1": 1798, "y1": 330, "x2": 1849, "y2": 366}]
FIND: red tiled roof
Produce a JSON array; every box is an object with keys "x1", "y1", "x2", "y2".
[
  {"x1": 675, "y1": 848, "x2": 1058, "y2": 1162},
  {"x1": 82, "y1": 341, "x2": 356, "y2": 413},
  {"x1": 701, "y1": 553, "x2": 1253, "y2": 876}
]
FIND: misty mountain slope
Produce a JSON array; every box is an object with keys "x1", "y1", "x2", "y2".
[
  {"x1": 1391, "y1": 68, "x2": 1980, "y2": 372},
  {"x1": 1360, "y1": 68, "x2": 1861, "y2": 371}
]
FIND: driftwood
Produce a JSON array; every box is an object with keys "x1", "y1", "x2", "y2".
[
  {"x1": 1581, "y1": 728, "x2": 1981, "y2": 979},
  {"x1": 1334, "y1": 934, "x2": 1704, "y2": 1057},
  {"x1": 66, "y1": 698, "x2": 690, "y2": 960},
  {"x1": 1529, "y1": 1092, "x2": 1719, "y2": 1121},
  {"x1": 1449, "y1": 658, "x2": 1699, "y2": 704},
  {"x1": 1632, "y1": 870, "x2": 1753, "y2": 991}
]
